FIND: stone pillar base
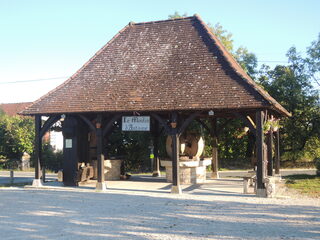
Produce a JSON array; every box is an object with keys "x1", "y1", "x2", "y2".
[
  {"x1": 171, "y1": 185, "x2": 182, "y2": 194},
  {"x1": 273, "y1": 174, "x2": 282, "y2": 183},
  {"x1": 211, "y1": 171, "x2": 219, "y2": 179},
  {"x1": 32, "y1": 179, "x2": 43, "y2": 187},
  {"x1": 96, "y1": 182, "x2": 107, "y2": 191},
  {"x1": 256, "y1": 188, "x2": 267, "y2": 197},
  {"x1": 152, "y1": 170, "x2": 161, "y2": 177}
]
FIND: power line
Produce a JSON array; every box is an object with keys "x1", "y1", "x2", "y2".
[
  {"x1": 0, "y1": 76, "x2": 68, "y2": 85},
  {"x1": 0, "y1": 59, "x2": 291, "y2": 85},
  {"x1": 257, "y1": 60, "x2": 288, "y2": 63}
]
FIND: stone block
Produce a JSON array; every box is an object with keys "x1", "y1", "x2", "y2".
[
  {"x1": 104, "y1": 159, "x2": 122, "y2": 180},
  {"x1": 161, "y1": 159, "x2": 211, "y2": 184}
]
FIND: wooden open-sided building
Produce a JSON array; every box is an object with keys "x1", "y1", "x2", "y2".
[{"x1": 21, "y1": 15, "x2": 290, "y2": 196}]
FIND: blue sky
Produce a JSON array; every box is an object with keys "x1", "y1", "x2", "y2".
[{"x1": 0, "y1": 0, "x2": 319, "y2": 103}]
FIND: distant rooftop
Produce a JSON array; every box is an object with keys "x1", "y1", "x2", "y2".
[{"x1": 0, "y1": 102, "x2": 32, "y2": 116}]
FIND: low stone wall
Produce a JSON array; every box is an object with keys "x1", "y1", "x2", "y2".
[
  {"x1": 104, "y1": 159, "x2": 122, "y2": 180},
  {"x1": 161, "y1": 159, "x2": 211, "y2": 184},
  {"x1": 91, "y1": 159, "x2": 123, "y2": 180}
]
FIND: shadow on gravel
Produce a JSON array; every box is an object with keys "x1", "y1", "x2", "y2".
[{"x1": 0, "y1": 188, "x2": 319, "y2": 240}]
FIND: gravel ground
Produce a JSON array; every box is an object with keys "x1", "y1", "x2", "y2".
[{"x1": 0, "y1": 178, "x2": 319, "y2": 240}]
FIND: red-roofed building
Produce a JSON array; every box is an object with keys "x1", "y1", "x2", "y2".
[{"x1": 0, "y1": 102, "x2": 32, "y2": 116}]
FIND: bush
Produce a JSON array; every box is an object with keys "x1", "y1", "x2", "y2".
[{"x1": 42, "y1": 144, "x2": 63, "y2": 172}]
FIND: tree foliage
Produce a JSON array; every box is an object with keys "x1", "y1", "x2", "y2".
[
  {"x1": 168, "y1": 11, "x2": 188, "y2": 19},
  {"x1": 258, "y1": 43, "x2": 320, "y2": 162},
  {"x1": 0, "y1": 114, "x2": 34, "y2": 160},
  {"x1": 107, "y1": 124, "x2": 152, "y2": 172},
  {"x1": 306, "y1": 33, "x2": 320, "y2": 87}
]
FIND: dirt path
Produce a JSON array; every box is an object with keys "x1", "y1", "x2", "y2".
[{"x1": 0, "y1": 178, "x2": 319, "y2": 239}]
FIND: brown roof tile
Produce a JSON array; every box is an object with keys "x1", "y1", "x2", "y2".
[
  {"x1": 0, "y1": 102, "x2": 32, "y2": 116},
  {"x1": 22, "y1": 15, "x2": 290, "y2": 117}
]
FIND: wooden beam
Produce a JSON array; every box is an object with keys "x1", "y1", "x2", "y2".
[
  {"x1": 267, "y1": 130, "x2": 274, "y2": 176},
  {"x1": 171, "y1": 112, "x2": 181, "y2": 194},
  {"x1": 96, "y1": 114, "x2": 106, "y2": 191},
  {"x1": 150, "y1": 113, "x2": 171, "y2": 135},
  {"x1": 102, "y1": 113, "x2": 122, "y2": 136},
  {"x1": 211, "y1": 118, "x2": 219, "y2": 179},
  {"x1": 275, "y1": 129, "x2": 280, "y2": 175},
  {"x1": 40, "y1": 115, "x2": 60, "y2": 138},
  {"x1": 196, "y1": 119, "x2": 214, "y2": 137},
  {"x1": 152, "y1": 120, "x2": 161, "y2": 177},
  {"x1": 34, "y1": 115, "x2": 42, "y2": 180},
  {"x1": 79, "y1": 114, "x2": 96, "y2": 132},
  {"x1": 234, "y1": 113, "x2": 256, "y2": 134},
  {"x1": 178, "y1": 112, "x2": 201, "y2": 135},
  {"x1": 255, "y1": 111, "x2": 266, "y2": 193}
]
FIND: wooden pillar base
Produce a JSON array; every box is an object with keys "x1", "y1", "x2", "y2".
[
  {"x1": 211, "y1": 171, "x2": 219, "y2": 179},
  {"x1": 96, "y1": 182, "x2": 107, "y2": 191},
  {"x1": 171, "y1": 185, "x2": 182, "y2": 194},
  {"x1": 152, "y1": 170, "x2": 161, "y2": 177},
  {"x1": 32, "y1": 179, "x2": 43, "y2": 187}
]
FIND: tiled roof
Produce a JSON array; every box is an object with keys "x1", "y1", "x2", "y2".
[
  {"x1": 22, "y1": 15, "x2": 290, "y2": 117},
  {"x1": 0, "y1": 102, "x2": 32, "y2": 116}
]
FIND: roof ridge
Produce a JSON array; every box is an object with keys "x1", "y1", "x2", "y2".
[
  {"x1": 1, "y1": 101, "x2": 32, "y2": 105},
  {"x1": 133, "y1": 15, "x2": 195, "y2": 26},
  {"x1": 193, "y1": 14, "x2": 290, "y2": 117},
  {"x1": 21, "y1": 24, "x2": 131, "y2": 115}
]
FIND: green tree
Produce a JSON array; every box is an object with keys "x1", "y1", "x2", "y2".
[
  {"x1": 234, "y1": 46, "x2": 258, "y2": 78},
  {"x1": 305, "y1": 33, "x2": 320, "y2": 87},
  {"x1": 0, "y1": 114, "x2": 34, "y2": 161},
  {"x1": 168, "y1": 11, "x2": 188, "y2": 19},
  {"x1": 258, "y1": 43, "x2": 320, "y2": 162},
  {"x1": 208, "y1": 22, "x2": 234, "y2": 52}
]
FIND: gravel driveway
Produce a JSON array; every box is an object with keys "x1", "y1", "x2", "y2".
[{"x1": 0, "y1": 177, "x2": 319, "y2": 240}]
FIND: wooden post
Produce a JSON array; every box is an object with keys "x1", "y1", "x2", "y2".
[
  {"x1": 211, "y1": 118, "x2": 219, "y2": 179},
  {"x1": 152, "y1": 121, "x2": 161, "y2": 177},
  {"x1": 171, "y1": 112, "x2": 181, "y2": 194},
  {"x1": 10, "y1": 170, "x2": 14, "y2": 184},
  {"x1": 255, "y1": 111, "x2": 266, "y2": 196},
  {"x1": 42, "y1": 167, "x2": 46, "y2": 183},
  {"x1": 267, "y1": 130, "x2": 273, "y2": 176},
  {"x1": 32, "y1": 115, "x2": 42, "y2": 187},
  {"x1": 96, "y1": 114, "x2": 106, "y2": 191},
  {"x1": 275, "y1": 129, "x2": 280, "y2": 175}
]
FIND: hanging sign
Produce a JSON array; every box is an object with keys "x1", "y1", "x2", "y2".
[
  {"x1": 122, "y1": 116, "x2": 150, "y2": 131},
  {"x1": 65, "y1": 139, "x2": 72, "y2": 148}
]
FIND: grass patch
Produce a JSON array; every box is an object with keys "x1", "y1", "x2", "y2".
[
  {"x1": 0, "y1": 182, "x2": 32, "y2": 188},
  {"x1": 284, "y1": 174, "x2": 320, "y2": 198}
]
